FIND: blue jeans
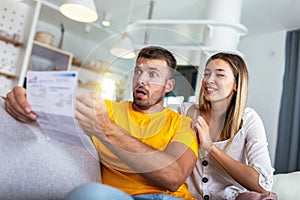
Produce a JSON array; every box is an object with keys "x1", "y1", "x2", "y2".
[
  {"x1": 133, "y1": 194, "x2": 183, "y2": 200},
  {"x1": 64, "y1": 183, "x2": 183, "y2": 200}
]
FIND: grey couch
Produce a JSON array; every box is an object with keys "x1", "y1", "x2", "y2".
[
  {"x1": 1, "y1": 97, "x2": 300, "y2": 200},
  {"x1": 0, "y1": 98, "x2": 101, "y2": 200}
]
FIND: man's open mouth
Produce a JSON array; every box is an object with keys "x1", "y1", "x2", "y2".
[{"x1": 135, "y1": 88, "x2": 147, "y2": 98}]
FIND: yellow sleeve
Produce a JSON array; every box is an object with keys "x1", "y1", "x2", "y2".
[{"x1": 172, "y1": 114, "x2": 199, "y2": 158}]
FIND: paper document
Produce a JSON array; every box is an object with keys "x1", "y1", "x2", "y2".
[{"x1": 26, "y1": 71, "x2": 93, "y2": 150}]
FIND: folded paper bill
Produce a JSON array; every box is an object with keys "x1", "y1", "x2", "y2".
[{"x1": 26, "y1": 71, "x2": 94, "y2": 150}]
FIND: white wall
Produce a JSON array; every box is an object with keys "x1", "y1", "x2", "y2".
[{"x1": 239, "y1": 31, "x2": 286, "y2": 165}]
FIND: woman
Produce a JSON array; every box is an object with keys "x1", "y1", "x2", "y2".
[{"x1": 180, "y1": 52, "x2": 277, "y2": 200}]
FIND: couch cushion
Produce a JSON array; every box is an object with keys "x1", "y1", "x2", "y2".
[
  {"x1": 272, "y1": 171, "x2": 300, "y2": 200},
  {"x1": 0, "y1": 98, "x2": 101, "y2": 200}
]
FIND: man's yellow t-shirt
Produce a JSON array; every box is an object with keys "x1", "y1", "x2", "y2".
[{"x1": 92, "y1": 100, "x2": 198, "y2": 199}]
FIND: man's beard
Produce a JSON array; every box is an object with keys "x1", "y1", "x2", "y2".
[{"x1": 133, "y1": 94, "x2": 164, "y2": 110}]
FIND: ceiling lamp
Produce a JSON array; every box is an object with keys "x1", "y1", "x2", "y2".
[
  {"x1": 60, "y1": 0, "x2": 98, "y2": 23},
  {"x1": 110, "y1": 33, "x2": 136, "y2": 59}
]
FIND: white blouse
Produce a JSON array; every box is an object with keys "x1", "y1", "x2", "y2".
[{"x1": 180, "y1": 102, "x2": 275, "y2": 200}]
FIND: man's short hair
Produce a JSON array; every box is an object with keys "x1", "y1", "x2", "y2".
[{"x1": 137, "y1": 46, "x2": 177, "y2": 78}]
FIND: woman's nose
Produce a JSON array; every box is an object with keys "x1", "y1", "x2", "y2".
[{"x1": 206, "y1": 74, "x2": 215, "y2": 84}]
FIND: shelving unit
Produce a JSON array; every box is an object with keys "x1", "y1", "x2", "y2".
[{"x1": 0, "y1": 0, "x2": 35, "y2": 97}]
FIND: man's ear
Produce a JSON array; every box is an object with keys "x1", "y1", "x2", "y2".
[{"x1": 165, "y1": 79, "x2": 175, "y2": 93}]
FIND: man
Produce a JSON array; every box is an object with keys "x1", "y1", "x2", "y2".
[{"x1": 5, "y1": 46, "x2": 198, "y2": 199}]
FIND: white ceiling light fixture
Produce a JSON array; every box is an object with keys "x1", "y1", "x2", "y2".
[
  {"x1": 144, "y1": 0, "x2": 155, "y2": 44},
  {"x1": 110, "y1": 0, "x2": 136, "y2": 59},
  {"x1": 60, "y1": 0, "x2": 98, "y2": 23},
  {"x1": 101, "y1": 13, "x2": 111, "y2": 27},
  {"x1": 110, "y1": 33, "x2": 136, "y2": 59}
]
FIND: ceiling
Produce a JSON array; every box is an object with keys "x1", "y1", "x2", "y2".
[
  {"x1": 43, "y1": 0, "x2": 300, "y2": 38},
  {"x1": 37, "y1": 0, "x2": 300, "y2": 66},
  {"x1": 95, "y1": 0, "x2": 300, "y2": 36}
]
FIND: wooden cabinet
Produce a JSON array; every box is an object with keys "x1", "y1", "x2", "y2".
[{"x1": 28, "y1": 41, "x2": 72, "y2": 72}]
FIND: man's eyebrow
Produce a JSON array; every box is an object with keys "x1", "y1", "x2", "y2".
[
  {"x1": 148, "y1": 66, "x2": 160, "y2": 71},
  {"x1": 134, "y1": 65, "x2": 161, "y2": 71}
]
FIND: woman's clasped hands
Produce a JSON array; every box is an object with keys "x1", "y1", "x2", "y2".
[{"x1": 192, "y1": 116, "x2": 214, "y2": 153}]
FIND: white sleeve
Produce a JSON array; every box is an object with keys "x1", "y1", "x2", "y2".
[
  {"x1": 178, "y1": 102, "x2": 194, "y2": 115},
  {"x1": 243, "y1": 108, "x2": 275, "y2": 191}
]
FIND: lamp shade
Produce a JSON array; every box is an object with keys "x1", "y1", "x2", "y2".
[
  {"x1": 60, "y1": 0, "x2": 98, "y2": 23},
  {"x1": 110, "y1": 33, "x2": 136, "y2": 59}
]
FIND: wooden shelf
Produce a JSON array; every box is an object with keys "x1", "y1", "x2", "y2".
[
  {"x1": 0, "y1": 35, "x2": 23, "y2": 46},
  {"x1": 0, "y1": 71, "x2": 17, "y2": 79},
  {"x1": 78, "y1": 83, "x2": 96, "y2": 90},
  {"x1": 32, "y1": 40, "x2": 73, "y2": 57},
  {"x1": 72, "y1": 58, "x2": 109, "y2": 73}
]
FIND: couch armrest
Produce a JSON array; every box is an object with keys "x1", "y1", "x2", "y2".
[
  {"x1": 272, "y1": 171, "x2": 300, "y2": 200},
  {"x1": 0, "y1": 98, "x2": 101, "y2": 200}
]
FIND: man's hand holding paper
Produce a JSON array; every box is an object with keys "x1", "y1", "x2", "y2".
[
  {"x1": 26, "y1": 71, "x2": 95, "y2": 149},
  {"x1": 75, "y1": 92, "x2": 114, "y2": 141}
]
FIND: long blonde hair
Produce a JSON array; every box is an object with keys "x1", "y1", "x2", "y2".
[{"x1": 198, "y1": 52, "x2": 249, "y2": 148}]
